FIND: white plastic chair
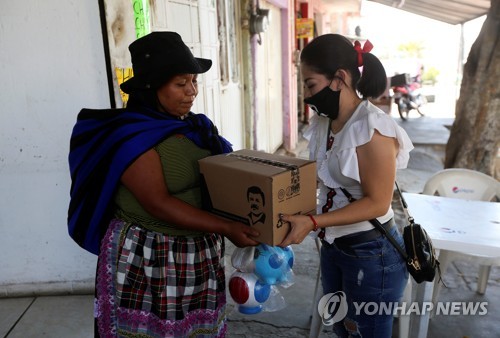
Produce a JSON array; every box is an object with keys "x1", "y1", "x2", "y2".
[
  {"x1": 397, "y1": 279, "x2": 412, "y2": 337},
  {"x1": 309, "y1": 237, "x2": 323, "y2": 338},
  {"x1": 422, "y1": 168, "x2": 500, "y2": 303},
  {"x1": 309, "y1": 237, "x2": 412, "y2": 338}
]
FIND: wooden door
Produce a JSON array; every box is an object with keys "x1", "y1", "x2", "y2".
[{"x1": 255, "y1": 1, "x2": 283, "y2": 153}]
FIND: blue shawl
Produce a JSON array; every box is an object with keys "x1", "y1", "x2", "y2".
[{"x1": 68, "y1": 107, "x2": 232, "y2": 255}]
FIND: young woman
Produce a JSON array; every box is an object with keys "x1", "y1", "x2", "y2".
[
  {"x1": 68, "y1": 32, "x2": 259, "y2": 337},
  {"x1": 280, "y1": 34, "x2": 413, "y2": 337}
]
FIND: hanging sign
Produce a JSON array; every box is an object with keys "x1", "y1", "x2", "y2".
[
  {"x1": 131, "y1": 0, "x2": 150, "y2": 38},
  {"x1": 103, "y1": 0, "x2": 151, "y2": 107},
  {"x1": 296, "y1": 18, "x2": 314, "y2": 39}
]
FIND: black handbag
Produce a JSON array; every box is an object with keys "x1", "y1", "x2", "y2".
[{"x1": 340, "y1": 184, "x2": 443, "y2": 284}]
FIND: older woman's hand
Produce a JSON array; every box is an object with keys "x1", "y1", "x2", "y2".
[
  {"x1": 224, "y1": 221, "x2": 261, "y2": 248},
  {"x1": 278, "y1": 214, "x2": 315, "y2": 247}
]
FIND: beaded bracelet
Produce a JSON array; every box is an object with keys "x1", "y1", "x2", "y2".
[{"x1": 308, "y1": 214, "x2": 319, "y2": 232}]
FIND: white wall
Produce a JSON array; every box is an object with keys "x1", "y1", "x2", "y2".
[{"x1": 0, "y1": 0, "x2": 109, "y2": 295}]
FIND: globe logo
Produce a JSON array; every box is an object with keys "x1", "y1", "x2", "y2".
[{"x1": 318, "y1": 291, "x2": 348, "y2": 326}]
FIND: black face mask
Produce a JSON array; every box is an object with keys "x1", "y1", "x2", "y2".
[{"x1": 304, "y1": 85, "x2": 341, "y2": 120}]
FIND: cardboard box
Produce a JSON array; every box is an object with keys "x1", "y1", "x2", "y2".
[
  {"x1": 390, "y1": 73, "x2": 411, "y2": 87},
  {"x1": 199, "y1": 149, "x2": 317, "y2": 246}
]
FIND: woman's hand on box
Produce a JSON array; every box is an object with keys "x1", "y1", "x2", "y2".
[
  {"x1": 224, "y1": 221, "x2": 260, "y2": 248},
  {"x1": 278, "y1": 214, "x2": 315, "y2": 247}
]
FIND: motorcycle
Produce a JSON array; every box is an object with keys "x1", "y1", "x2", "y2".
[{"x1": 390, "y1": 73, "x2": 426, "y2": 121}]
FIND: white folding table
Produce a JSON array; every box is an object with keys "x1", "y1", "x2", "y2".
[{"x1": 402, "y1": 192, "x2": 500, "y2": 338}]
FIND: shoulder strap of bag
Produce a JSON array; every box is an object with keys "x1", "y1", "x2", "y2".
[
  {"x1": 393, "y1": 183, "x2": 446, "y2": 286},
  {"x1": 394, "y1": 181, "x2": 414, "y2": 223},
  {"x1": 339, "y1": 186, "x2": 409, "y2": 261}
]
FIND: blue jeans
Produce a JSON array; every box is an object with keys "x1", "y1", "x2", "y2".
[{"x1": 320, "y1": 224, "x2": 408, "y2": 338}]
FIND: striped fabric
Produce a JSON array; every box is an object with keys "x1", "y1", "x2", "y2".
[
  {"x1": 95, "y1": 219, "x2": 227, "y2": 337},
  {"x1": 67, "y1": 107, "x2": 232, "y2": 255}
]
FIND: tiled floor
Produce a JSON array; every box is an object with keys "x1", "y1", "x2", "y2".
[
  {"x1": 2, "y1": 250, "x2": 500, "y2": 337},
  {"x1": 1, "y1": 295, "x2": 94, "y2": 338}
]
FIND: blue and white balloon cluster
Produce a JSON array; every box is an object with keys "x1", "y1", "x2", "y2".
[{"x1": 229, "y1": 244, "x2": 294, "y2": 314}]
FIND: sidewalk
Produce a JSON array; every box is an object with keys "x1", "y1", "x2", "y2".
[{"x1": 2, "y1": 113, "x2": 499, "y2": 337}]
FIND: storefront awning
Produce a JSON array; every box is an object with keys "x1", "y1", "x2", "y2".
[{"x1": 367, "y1": 0, "x2": 490, "y2": 25}]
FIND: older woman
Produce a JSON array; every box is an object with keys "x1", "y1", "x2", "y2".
[{"x1": 68, "y1": 32, "x2": 259, "y2": 337}]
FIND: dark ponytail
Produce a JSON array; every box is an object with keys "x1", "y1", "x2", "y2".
[
  {"x1": 357, "y1": 52, "x2": 387, "y2": 99},
  {"x1": 300, "y1": 34, "x2": 387, "y2": 99}
]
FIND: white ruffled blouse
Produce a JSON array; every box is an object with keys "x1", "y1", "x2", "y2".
[{"x1": 303, "y1": 100, "x2": 414, "y2": 243}]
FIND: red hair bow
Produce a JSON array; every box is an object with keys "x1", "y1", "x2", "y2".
[{"x1": 353, "y1": 40, "x2": 373, "y2": 67}]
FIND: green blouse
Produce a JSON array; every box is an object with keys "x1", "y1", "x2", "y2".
[{"x1": 113, "y1": 134, "x2": 211, "y2": 236}]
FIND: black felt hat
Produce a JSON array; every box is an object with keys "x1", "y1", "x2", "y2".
[{"x1": 120, "y1": 32, "x2": 212, "y2": 94}]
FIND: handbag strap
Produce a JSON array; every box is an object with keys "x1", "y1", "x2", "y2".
[
  {"x1": 394, "y1": 181, "x2": 415, "y2": 225},
  {"x1": 340, "y1": 186, "x2": 446, "y2": 286},
  {"x1": 339, "y1": 187, "x2": 409, "y2": 261}
]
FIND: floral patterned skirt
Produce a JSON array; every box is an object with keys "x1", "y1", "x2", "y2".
[{"x1": 94, "y1": 219, "x2": 227, "y2": 337}]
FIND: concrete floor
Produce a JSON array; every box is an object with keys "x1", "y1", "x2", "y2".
[
  {"x1": 2, "y1": 240, "x2": 499, "y2": 337},
  {"x1": 2, "y1": 109, "x2": 499, "y2": 337}
]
